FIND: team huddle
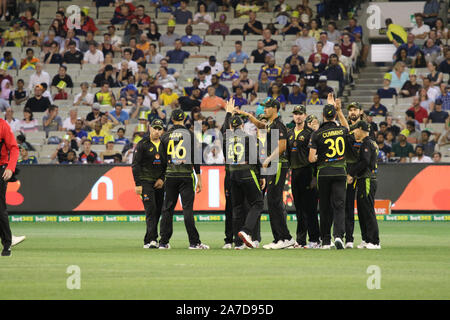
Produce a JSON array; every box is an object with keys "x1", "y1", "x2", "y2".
[{"x1": 132, "y1": 93, "x2": 380, "y2": 250}]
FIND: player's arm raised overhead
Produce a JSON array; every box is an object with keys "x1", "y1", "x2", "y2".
[{"x1": 234, "y1": 108, "x2": 266, "y2": 129}]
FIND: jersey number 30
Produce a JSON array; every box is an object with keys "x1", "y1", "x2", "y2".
[{"x1": 324, "y1": 137, "x2": 345, "y2": 158}]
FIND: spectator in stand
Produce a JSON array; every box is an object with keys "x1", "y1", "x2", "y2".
[
  {"x1": 211, "y1": 75, "x2": 230, "y2": 100},
  {"x1": 193, "y1": 3, "x2": 213, "y2": 26},
  {"x1": 262, "y1": 28, "x2": 278, "y2": 53},
  {"x1": 146, "y1": 21, "x2": 161, "y2": 43},
  {"x1": 400, "y1": 69, "x2": 422, "y2": 97},
  {"x1": 17, "y1": 145, "x2": 38, "y2": 164},
  {"x1": 422, "y1": 76, "x2": 440, "y2": 102},
  {"x1": 200, "y1": 86, "x2": 225, "y2": 111},
  {"x1": 422, "y1": 0, "x2": 440, "y2": 27},
  {"x1": 306, "y1": 89, "x2": 322, "y2": 105},
  {"x1": 308, "y1": 41, "x2": 329, "y2": 65},
  {"x1": 79, "y1": 139, "x2": 100, "y2": 163},
  {"x1": 178, "y1": 88, "x2": 202, "y2": 112},
  {"x1": 268, "y1": 76, "x2": 289, "y2": 101},
  {"x1": 281, "y1": 63, "x2": 296, "y2": 84},
  {"x1": 232, "y1": 86, "x2": 248, "y2": 108},
  {"x1": 88, "y1": 120, "x2": 113, "y2": 145},
  {"x1": 295, "y1": 27, "x2": 316, "y2": 58},
  {"x1": 243, "y1": 11, "x2": 263, "y2": 36},
  {"x1": 288, "y1": 83, "x2": 307, "y2": 104},
  {"x1": 376, "y1": 133, "x2": 391, "y2": 162},
  {"x1": 256, "y1": 70, "x2": 271, "y2": 93},
  {"x1": 159, "y1": 83, "x2": 179, "y2": 108},
  {"x1": 250, "y1": 40, "x2": 269, "y2": 64},
  {"x1": 345, "y1": 17, "x2": 369, "y2": 67},
  {"x1": 0, "y1": 51, "x2": 17, "y2": 70},
  {"x1": 340, "y1": 33, "x2": 357, "y2": 63},
  {"x1": 370, "y1": 94, "x2": 388, "y2": 117},
  {"x1": 157, "y1": 66, "x2": 177, "y2": 90},
  {"x1": 315, "y1": 75, "x2": 333, "y2": 99},
  {"x1": 432, "y1": 151, "x2": 442, "y2": 163},
  {"x1": 62, "y1": 40, "x2": 83, "y2": 64},
  {"x1": 4, "y1": 108, "x2": 20, "y2": 132},
  {"x1": 83, "y1": 41, "x2": 104, "y2": 65},
  {"x1": 438, "y1": 49, "x2": 450, "y2": 74},
  {"x1": 43, "y1": 42, "x2": 63, "y2": 65},
  {"x1": 207, "y1": 13, "x2": 229, "y2": 36},
  {"x1": 79, "y1": 10, "x2": 98, "y2": 35},
  {"x1": 232, "y1": 68, "x2": 255, "y2": 97},
  {"x1": 110, "y1": 3, "x2": 135, "y2": 26},
  {"x1": 420, "y1": 129, "x2": 440, "y2": 156},
  {"x1": 426, "y1": 61, "x2": 443, "y2": 87},
  {"x1": 217, "y1": 60, "x2": 239, "y2": 82},
  {"x1": 19, "y1": 107, "x2": 38, "y2": 133},
  {"x1": 437, "y1": 84, "x2": 450, "y2": 111},
  {"x1": 114, "y1": 127, "x2": 130, "y2": 145},
  {"x1": 285, "y1": 45, "x2": 305, "y2": 67},
  {"x1": 411, "y1": 145, "x2": 432, "y2": 163},
  {"x1": 385, "y1": 18, "x2": 407, "y2": 46},
  {"x1": 118, "y1": 48, "x2": 138, "y2": 75},
  {"x1": 322, "y1": 54, "x2": 344, "y2": 95},
  {"x1": 27, "y1": 63, "x2": 50, "y2": 92},
  {"x1": 428, "y1": 99, "x2": 449, "y2": 123},
  {"x1": 20, "y1": 48, "x2": 39, "y2": 70},
  {"x1": 4, "y1": 19, "x2": 26, "y2": 47},
  {"x1": 132, "y1": 5, "x2": 151, "y2": 30},
  {"x1": 51, "y1": 65, "x2": 73, "y2": 91},
  {"x1": 319, "y1": 31, "x2": 334, "y2": 56},
  {"x1": 62, "y1": 109, "x2": 78, "y2": 131},
  {"x1": 25, "y1": 84, "x2": 51, "y2": 112},
  {"x1": 388, "y1": 62, "x2": 408, "y2": 89},
  {"x1": 181, "y1": 25, "x2": 212, "y2": 46},
  {"x1": 259, "y1": 56, "x2": 282, "y2": 82},
  {"x1": 94, "y1": 81, "x2": 116, "y2": 106},
  {"x1": 171, "y1": 0, "x2": 193, "y2": 25},
  {"x1": 197, "y1": 56, "x2": 223, "y2": 75},
  {"x1": 311, "y1": 53, "x2": 326, "y2": 74},
  {"x1": 159, "y1": 20, "x2": 180, "y2": 47},
  {"x1": 395, "y1": 48, "x2": 413, "y2": 67},
  {"x1": 326, "y1": 21, "x2": 341, "y2": 43},
  {"x1": 93, "y1": 64, "x2": 117, "y2": 88},
  {"x1": 391, "y1": 130, "x2": 414, "y2": 162},
  {"x1": 42, "y1": 105, "x2": 63, "y2": 137},
  {"x1": 51, "y1": 134, "x2": 73, "y2": 163},
  {"x1": 422, "y1": 38, "x2": 441, "y2": 62},
  {"x1": 228, "y1": 41, "x2": 249, "y2": 64},
  {"x1": 78, "y1": 31, "x2": 96, "y2": 53},
  {"x1": 300, "y1": 61, "x2": 319, "y2": 87},
  {"x1": 12, "y1": 79, "x2": 27, "y2": 106},
  {"x1": 408, "y1": 96, "x2": 429, "y2": 123},
  {"x1": 281, "y1": 13, "x2": 303, "y2": 35},
  {"x1": 394, "y1": 33, "x2": 420, "y2": 61},
  {"x1": 74, "y1": 82, "x2": 94, "y2": 107}
]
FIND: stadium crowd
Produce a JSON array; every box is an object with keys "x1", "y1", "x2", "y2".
[{"x1": 0, "y1": 0, "x2": 447, "y2": 165}]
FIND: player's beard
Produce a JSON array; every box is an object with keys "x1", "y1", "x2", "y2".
[{"x1": 349, "y1": 115, "x2": 359, "y2": 123}]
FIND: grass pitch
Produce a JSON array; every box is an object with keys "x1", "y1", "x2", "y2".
[{"x1": 0, "y1": 221, "x2": 449, "y2": 300}]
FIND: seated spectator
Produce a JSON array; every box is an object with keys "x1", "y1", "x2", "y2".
[
  {"x1": 299, "y1": 62, "x2": 319, "y2": 87},
  {"x1": 207, "y1": 13, "x2": 229, "y2": 36},
  {"x1": 308, "y1": 42, "x2": 329, "y2": 65},
  {"x1": 422, "y1": 77, "x2": 440, "y2": 102},
  {"x1": 157, "y1": 66, "x2": 177, "y2": 90},
  {"x1": 422, "y1": 38, "x2": 440, "y2": 62},
  {"x1": 262, "y1": 28, "x2": 278, "y2": 53},
  {"x1": 147, "y1": 43, "x2": 164, "y2": 65},
  {"x1": 250, "y1": 40, "x2": 269, "y2": 64},
  {"x1": 306, "y1": 89, "x2": 323, "y2": 105},
  {"x1": 132, "y1": 5, "x2": 151, "y2": 30},
  {"x1": 79, "y1": 10, "x2": 98, "y2": 35},
  {"x1": 411, "y1": 145, "x2": 432, "y2": 163},
  {"x1": 259, "y1": 56, "x2": 282, "y2": 82},
  {"x1": 394, "y1": 34, "x2": 420, "y2": 61},
  {"x1": 308, "y1": 18, "x2": 322, "y2": 41},
  {"x1": 267, "y1": 83, "x2": 286, "y2": 110},
  {"x1": 159, "y1": 83, "x2": 179, "y2": 108},
  {"x1": 4, "y1": 19, "x2": 25, "y2": 47},
  {"x1": 159, "y1": 20, "x2": 180, "y2": 47},
  {"x1": 377, "y1": 73, "x2": 398, "y2": 99},
  {"x1": 232, "y1": 86, "x2": 248, "y2": 108},
  {"x1": 256, "y1": 70, "x2": 271, "y2": 93},
  {"x1": 166, "y1": 39, "x2": 196, "y2": 64},
  {"x1": 428, "y1": 99, "x2": 449, "y2": 123},
  {"x1": 147, "y1": 21, "x2": 161, "y2": 42},
  {"x1": 288, "y1": 83, "x2": 307, "y2": 104},
  {"x1": 437, "y1": 84, "x2": 450, "y2": 111},
  {"x1": 117, "y1": 48, "x2": 138, "y2": 75},
  {"x1": 73, "y1": 119, "x2": 88, "y2": 140},
  {"x1": 412, "y1": 50, "x2": 427, "y2": 68},
  {"x1": 25, "y1": 84, "x2": 51, "y2": 112},
  {"x1": 0, "y1": 51, "x2": 17, "y2": 70},
  {"x1": 116, "y1": 61, "x2": 133, "y2": 87},
  {"x1": 400, "y1": 69, "x2": 421, "y2": 97},
  {"x1": 311, "y1": 53, "x2": 326, "y2": 74},
  {"x1": 180, "y1": 25, "x2": 210, "y2": 47},
  {"x1": 88, "y1": 121, "x2": 112, "y2": 145},
  {"x1": 178, "y1": 88, "x2": 201, "y2": 111},
  {"x1": 62, "y1": 109, "x2": 78, "y2": 131},
  {"x1": 27, "y1": 63, "x2": 50, "y2": 91},
  {"x1": 197, "y1": 56, "x2": 223, "y2": 75},
  {"x1": 243, "y1": 11, "x2": 263, "y2": 35},
  {"x1": 120, "y1": 84, "x2": 138, "y2": 105},
  {"x1": 51, "y1": 134, "x2": 73, "y2": 163},
  {"x1": 43, "y1": 42, "x2": 63, "y2": 64},
  {"x1": 316, "y1": 76, "x2": 334, "y2": 100},
  {"x1": 285, "y1": 45, "x2": 305, "y2": 67},
  {"x1": 53, "y1": 83, "x2": 68, "y2": 100},
  {"x1": 340, "y1": 33, "x2": 357, "y2": 62},
  {"x1": 281, "y1": 14, "x2": 303, "y2": 35},
  {"x1": 132, "y1": 36, "x2": 147, "y2": 62},
  {"x1": 171, "y1": 0, "x2": 193, "y2": 25},
  {"x1": 17, "y1": 145, "x2": 38, "y2": 164},
  {"x1": 405, "y1": 119, "x2": 421, "y2": 143},
  {"x1": 40, "y1": 82, "x2": 53, "y2": 104},
  {"x1": 110, "y1": 3, "x2": 135, "y2": 26},
  {"x1": 11, "y1": 79, "x2": 26, "y2": 106},
  {"x1": 107, "y1": 25, "x2": 122, "y2": 48},
  {"x1": 62, "y1": 40, "x2": 83, "y2": 64},
  {"x1": 114, "y1": 127, "x2": 130, "y2": 145},
  {"x1": 74, "y1": 82, "x2": 94, "y2": 107},
  {"x1": 193, "y1": 3, "x2": 213, "y2": 26},
  {"x1": 370, "y1": 94, "x2": 388, "y2": 117},
  {"x1": 438, "y1": 50, "x2": 450, "y2": 74},
  {"x1": 211, "y1": 75, "x2": 229, "y2": 100},
  {"x1": 147, "y1": 100, "x2": 167, "y2": 123},
  {"x1": 51, "y1": 65, "x2": 73, "y2": 91},
  {"x1": 408, "y1": 96, "x2": 429, "y2": 123},
  {"x1": 326, "y1": 21, "x2": 341, "y2": 43},
  {"x1": 281, "y1": 63, "x2": 296, "y2": 84},
  {"x1": 228, "y1": 41, "x2": 249, "y2": 64},
  {"x1": 79, "y1": 139, "x2": 100, "y2": 163},
  {"x1": 432, "y1": 151, "x2": 442, "y2": 163},
  {"x1": 394, "y1": 48, "x2": 413, "y2": 66},
  {"x1": 60, "y1": 150, "x2": 79, "y2": 164},
  {"x1": 418, "y1": 88, "x2": 433, "y2": 112},
  {"x1": 217, "y1": 60, "x2": 239, "y2": 82},
  {"x1": 129, "y1": 95, "x2": 150, "y2": 120},
  {"x1": 376, "y1": 133, "x2": 391, "y2": 162},
  {"x1": 411, "y1": 13, "x2": 430, "y2": 39},
  {"x1": 110, "y1": 103, "x2": 130, "y2": 125},
  {"x1": 420, "y1": 129, "x2": 440, "y2": 156},
  {"x1": 426, "y1": 61, "x2": 443, "y2": 87},
  {"x1": 391, "y1": 130, "x2": 414, "y2": 162},
  {"x1": 322, "y1": 54, "x2": 344, "y2": 95},
  {"x1": 43, "y1": 105, "x2": 63, "y2": 137},
  {"x1": 389, "y1": 61, "x2": 408, "y2": 89},
  {"x1": 200, "y1": 86, "x2": 226, "y2": 111},
  {"x1": 94, "y1": 81, "x2": 116, "y2": 106},
  {"x1": 83, "y1": 41, "x2": 104, "y2": 65},
  {"x1": 100, "y1": 140, "x2": 122, "y2": 163}
]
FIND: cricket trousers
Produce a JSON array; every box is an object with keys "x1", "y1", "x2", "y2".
[
  {"x1": 230, "y1": 169, "x2": 264, "y2": 246},
  {"x1": 356, "y1": 178, "x2": 379, "y2": 245},
  {"x1": 159, "y1": 176, "x2": 201, "y2": 246},
  {"x1": 141, "y1": 181, "x2": 164, "y2": 244},
  {"x1": 318, "y1": 175, "x2": 346, "y2": 245},
  {"x1": 0, "y1": 166, "x2": 11, "y2": 251},
  {"x1": 266, "y1": 164, "x2": 292, "y2": 242},
  {"x1": 345, "y1": 181, "x2": 357, "y2": 243},
  {"x1": 291, "y1": 167, "x2": 320, "y2": 245}
]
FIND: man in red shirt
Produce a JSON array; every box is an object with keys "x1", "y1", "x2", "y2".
[
  {"x1": 408, "y1": 96, "x2": 429, "y2": 123},
  {"x1": 133, "y1": 5, "x2": 151, "y2": 30},
  {"x1": 0, "y1": 118, "x2": 20, "y2": 256},
  {"x1": 80, "y1": 11, "x2": 98, "y2": 35}
]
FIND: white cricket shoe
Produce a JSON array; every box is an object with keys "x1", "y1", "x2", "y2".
[
  {"x1": 306, "y1": 242, "x2": 321, "y2": 249},
  {"x1": 272, "y1": 238, "x2": 295, "y2": 250},
  {"x1": 11, "y1": 235, "x2": 26, "y2": 247},
  {"x1": 158, "y1": 243, "x2": 171, "y2": 249},
  {"x1": 237, "y1": 231, "x2": 255, "y2": 248},
  {"x1": 189, "y1": 243, "x2": 210, "y2": 250},
  {"x1": 357, "y1": 241, "x2": 368, "y2": 249},
  {"x1": 222, "y1": 243, "x2": 233, "y2": 249},
  {"x1": 263, "y1": 241, "x2": 277, "y2": 249},
  {"x1": 234, "y1": 244, "x2": 247, "y2": 250},
  {"x1": 366, "y1": 243, "x2": 381, "y2": 250},
  {"x1": 334, "y1": 237, "x2": 344, "y2": 250},
  {"x1": 287, "y1": 241, "x2": 301, "y2": 249},
  {"x1": 345, "y1": 242, "x2": 354, "y2": 249},
  {"x1": 143, "y1": 243, "x2": 151, "y2": 249},
  {"x1": 321, "y1": 244, "x2": 332, "y2": 250},
  {"x1": 149, "y1": 241, "x2": 158, "y2": 248}
]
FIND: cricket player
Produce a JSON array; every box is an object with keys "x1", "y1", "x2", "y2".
[
  {"x1": 235, "y1": 99, "x2": 294, "y2": 249},
  {"x1": 159, "y1": 109, "x2": 209, "y2": 249},
  {"x1": 132, "y1": 119, "x2": 166, "y2": 249},
  {"x1": 308, "y1": 95, "x2": 349, "y2": 250},
  {"x1": 0, "y1": 118, "x2": 20, "y2": 257},
  {"x1": 343, "y1": 102, "x2": 364, "y2": 249},
  {"x1": 286, "y1": 105, "x2": 320, "y2": 249},
  {"x1": 347, "y1": 121, "x2": 381, "y2": 250}
]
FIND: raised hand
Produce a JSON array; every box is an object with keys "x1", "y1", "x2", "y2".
[
  {"x1": 327, "y1": 92, "x2": 335, "y2": 106},
  {"x1": 225, "y1": 98, "x2": 235, "y2": 113}
]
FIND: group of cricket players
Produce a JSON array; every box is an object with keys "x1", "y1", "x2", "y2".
[{"x1": 132, "y1": 93, "x2": 381, "y2": 250}]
